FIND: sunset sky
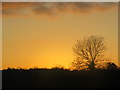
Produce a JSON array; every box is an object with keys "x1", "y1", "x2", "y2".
[{"x1": 2, "y1": 2, "x2": 118, "y2": 69}]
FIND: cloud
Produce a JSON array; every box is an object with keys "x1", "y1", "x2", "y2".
[
  {"x1": 2, "y1": 2, "x2": 35, "y2": 17},
  {"x1": 2, "y1": 2, "x2": 117, "y2": 17}
]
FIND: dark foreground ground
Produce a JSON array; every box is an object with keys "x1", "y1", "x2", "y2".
[{"x1": 2, "y1": 69, "x2": 120, "y2": 89}]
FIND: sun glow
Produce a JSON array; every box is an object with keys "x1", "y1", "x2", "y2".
[{"x1": 2, "y1": 2, "x2": 118, "y2": 69}]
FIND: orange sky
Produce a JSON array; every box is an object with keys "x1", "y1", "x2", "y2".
[{"x1": 2, "y1": 2, "x2": 118, "y2": 69}]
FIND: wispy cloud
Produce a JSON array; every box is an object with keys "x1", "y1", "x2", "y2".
[{"x1": 2, "y1": 2, "x2": 117, "y2": 17}]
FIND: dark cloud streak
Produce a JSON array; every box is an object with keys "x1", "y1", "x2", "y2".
[{"x1": 2, "y1": 2, "x2": 117, "y2": 17}]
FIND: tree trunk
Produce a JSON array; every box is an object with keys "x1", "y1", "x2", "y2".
[{"x1": 89, "y1": 60, "x2": 95, "y2": 70}]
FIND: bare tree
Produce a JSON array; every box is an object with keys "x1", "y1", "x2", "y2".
[{"x1": 72, "y1": 35, "x2": 106, "y2": 70}]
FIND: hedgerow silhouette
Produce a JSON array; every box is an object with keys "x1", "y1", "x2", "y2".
[{"x1": 2, "y1": 64, "x2": 120, "y2": 88}]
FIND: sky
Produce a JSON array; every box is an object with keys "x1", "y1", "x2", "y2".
[{"x1": 2, "y1": 2, "x2": 118, "y2": 69}]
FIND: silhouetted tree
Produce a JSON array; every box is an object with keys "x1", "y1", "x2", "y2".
[{"x1": 72, "y1": 35, "x2": 106, "y2": 70}]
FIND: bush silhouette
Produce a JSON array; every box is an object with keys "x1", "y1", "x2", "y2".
[{"x1": 106, "y1": 62, "x2": 118, "y2": 70}]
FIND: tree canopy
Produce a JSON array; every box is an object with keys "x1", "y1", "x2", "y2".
[{"x1": 72, "y1": 35, "x2": 106, "y2": 70}]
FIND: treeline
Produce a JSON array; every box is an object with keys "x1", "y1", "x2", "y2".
[
  {"x1": 3, "y1": 62, "x2": 120, "y2": 71},
  {"x1": 2, "y1": 66, "x2": 120, "y2": 88}
]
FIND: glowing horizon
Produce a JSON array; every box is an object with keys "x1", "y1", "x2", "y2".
[{"x1": 2, "y1": 2, "x2": 118, "y2": 69}]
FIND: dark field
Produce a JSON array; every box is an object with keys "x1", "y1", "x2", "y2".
[{"x1": 2, "y1": 68, "x2": 120, "y2": 89}]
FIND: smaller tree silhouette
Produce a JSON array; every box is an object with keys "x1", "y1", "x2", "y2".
[{"x1": 106, "y1": 62, "x2": 118, "y2": 70}]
